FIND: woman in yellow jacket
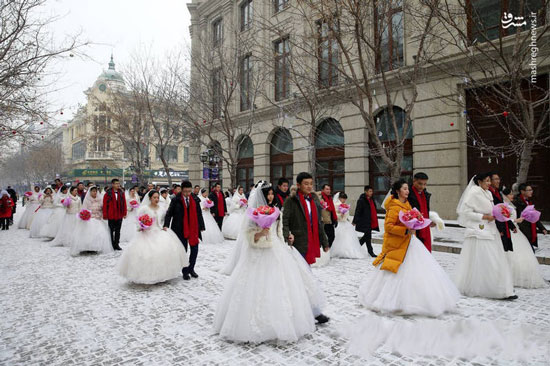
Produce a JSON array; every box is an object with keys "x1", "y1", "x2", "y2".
[{"x1": 358, "y1": 179, "x2": 460, "y2": 317}]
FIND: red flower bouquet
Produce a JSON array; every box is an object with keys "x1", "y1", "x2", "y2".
[
  {"x1": 492, "y1": 203, "x2": 513, "y2": 222},
  {"x1": 129, "y1": 200, "x2": 140, "y2": 209},
  {"x1": 520, "y1": 205, "x2": 541, "y2": 223},
  {"x1": 398, "y1": 208, "x2": 432, "y2": 230},
  {"x1": 338, "y1": 203, "x2": 350, "y2": 214},
  {"x1": 320, "y1": 200, "x2": 329, "y2": 210},
  {"x1": 24, "y1": 191, "x2": 33, "y2": 198},
  {"x1": 203, "y1": 199, "x2": 214, "y2": 208},
  {"x1": 239, "y1": 198, "x2": 248, "y2": 207},
  {"x1": 138, "y1": 214, "x2": 154, "y2": 230},
  {"x1": 78, "y1": 209, "x2": 91, "y2": 221},
  {"x1": 246, "y1": 205, "x2": 280, "y2": 229}
]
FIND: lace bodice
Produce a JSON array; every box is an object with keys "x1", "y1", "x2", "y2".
[
  {"x1": 66, "y1": 195, "x2": 82, "y2": 214},
  {"x1": 83, "y1": 197, "x2": 103, "y2": 219},
  {"x1": 39, "y1": 196, "x2": 54, "y2": 209}
]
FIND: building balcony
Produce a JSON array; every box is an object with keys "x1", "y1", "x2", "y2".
[{"x1": 86, "y1": 151, "x2": 114, "y2": 160}]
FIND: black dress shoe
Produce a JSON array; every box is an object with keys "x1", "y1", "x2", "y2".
[
  {"x1": 114, "y1": 246, "x2": 122, "y2": 251},
  {"x1": 500, "y1": 295, "x2": 518, "y2": 300},
  {"x1": 182, "y1": 273, "x2": 191, "y2": 280},
  {"x1": 190, "y1": 270, "x2": 198, "y2": 278},
  {"x1": 315, "y1": 314, "x2": 330, "y2": 324}
]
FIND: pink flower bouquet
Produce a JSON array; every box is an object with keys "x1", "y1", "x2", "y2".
[
  {"x1": 246, "y1": 205, "x2": 280, "y2": 229},
  {"x1": 239, "y1": 198, "x2": 248, "y2": 207},
  {"x1": 520, "y1": 205, "x2": 541, "y2": 223},
  {"x1": 399, "y1": 208, "x2": 432, "y2": 230},
  {"x1": 138, "y1": 214, "x2": 154, "y2": 230},
  {"x1": 24, "y1": 191, "x2": 33, "y2": 197},
  {"x1": 338, "y1": 203, "x2": 350, "y2": 214},
  {"x1": 129, "y1": 200, "x2": 140, "y2": 209},
  {"x1": 320, "y1": 200, "x2": 329, "y2": 210},
  {"x1": 203, "y1": 199, "x2": 214, "y2": 208},
  {"x1": 78, "y1": 209, "x2": 91, "y2": 221},
  {"x1": 492, "y1": 203, "x2": 513, "y2": 222},
  {"x1": 62, "y1": 197, "x2": 72, "y2": 207}
]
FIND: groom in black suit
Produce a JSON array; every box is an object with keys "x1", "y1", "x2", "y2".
[{"x1": 164, "y1": 180, "x2": 205, "y2": 280}]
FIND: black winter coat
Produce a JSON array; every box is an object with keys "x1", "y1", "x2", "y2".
[
  {"x1": 352, "y1": 193, "x2": 380, "y2": 233},
  {"x1": 164, "y1": 193, "x2": 205, "y2": 245},
  {"x1": 208, "y1": 191, "x2": 227, "y2": 218}
]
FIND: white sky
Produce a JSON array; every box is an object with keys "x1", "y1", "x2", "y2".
[{"x1": 42, "y1": 0, "x2": 192, "y2": 125}]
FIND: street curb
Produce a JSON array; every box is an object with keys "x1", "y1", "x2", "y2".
[{"x1": 371, "y1": 238, "x2": 550, "y2": 265}]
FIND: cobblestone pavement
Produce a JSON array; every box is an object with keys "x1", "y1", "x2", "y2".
[{"x1": 1, "y1": 212, "x2": 550, "y2": 365}]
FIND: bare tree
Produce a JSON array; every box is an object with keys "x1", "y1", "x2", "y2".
[
  {"x1": 0, "y1": 0, "x2": 85, "y2": 147},
  {"x1": 426, "y1": 0, "x2": 549, "y2": 183},
  {"x1": 281, "y1": 0, "x2": 440, "y2": 182},
  {"x1": 184, "y1": 20, "x2": 267, "y2": 188}
]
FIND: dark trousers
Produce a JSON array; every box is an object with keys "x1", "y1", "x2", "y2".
[
  {"x1": 181, "y1": 238, "x2": 199, "y2": 274},
  {"x1": 108, "y1": 219, "x2": 123, "y2": 249},
  {"x1": 359, "y1": 229, "x2": 375, "y2": 254},
  {"x1": 324, "y1": 223, "x2": 335, "y2": 248},
  {"x1": 214, "y1": 216, "x2": 224, "y2": 230},
  {"x1": 0, "y1": 218, "x2": 9, "y2": 230}
]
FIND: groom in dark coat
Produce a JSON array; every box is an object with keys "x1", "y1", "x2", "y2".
[
  {"x1": 282, "y1": 172, "x2": 330, "y2": 324},
  {"x1": 352, "y1": 185, "x2": 379, "y2": 257},
  {"x1": 407, "y1": 172, "x2": 435, "y2": 252},
  {"x1": 208, "y1": 182, "x2": 227, "y2": 229},
  {"x1": 164, "y1": 180, "x2": 205, "y2": 280},
  {"x1": 514, "y1": 183, "x2": 548, "y2": 252},
  {"x1": 489, "y1": 173, "x2": 516, "y2": 252}
]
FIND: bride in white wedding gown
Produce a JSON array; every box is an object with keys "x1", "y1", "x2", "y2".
[
  {"x1": 454, "y1": 173, "x2": 516, "y2": 299},
  {"x1": 214, "y1": 181, "x2": 327, "y2": 343}
]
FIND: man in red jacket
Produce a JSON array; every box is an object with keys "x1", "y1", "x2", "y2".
[{"x1": 103, "y1": 178, "x2": 127, "y2": 250}]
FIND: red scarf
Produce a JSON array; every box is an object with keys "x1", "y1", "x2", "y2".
[
  {"x1": 521, "y1": 195, "x2": 537, "y2": 243},
  {"x1": 412, "y1": 186, "x2": 432, "y2": 252},
  {"x1": 298, "y1": 191, "x2": 321, "y2": 264},
  {"x1": 182, "y1": 195, "x2": 200, "y2": 246},
  {"x1": 321, "y1": 192, "x2": 337, "y2": 222},
  {"x1": 367, "y1": 197, "x2": 379, "y2": 229},
  {"x1": 489, "y1": 187, "x2": 510, "y2": 238},
  {"x1": 216, "y1": 191, "x2": 225, "y2": 217},
  {"x1": 277, "y1": 193, "x2": 286, "y2": 205}
]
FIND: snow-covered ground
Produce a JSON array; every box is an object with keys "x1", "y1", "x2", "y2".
[{"x1": 1, "y1": 209, "x2": 550, "y2": 365}]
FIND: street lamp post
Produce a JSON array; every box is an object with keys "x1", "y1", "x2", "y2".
[{"x1": 103, "y1": 166, "x2": 107, "y2": 185}]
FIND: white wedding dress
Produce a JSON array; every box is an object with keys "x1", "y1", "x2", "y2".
[
  {"x1": 40, "y1": 191, "x2": 68, "y2": 239},
  {"x1": 454, "y1": 183, "x2": 514, "y2": 299},
  {"x1": 18, "y1": 191, "x2": 41, "y2": 230},
  {"x1": 70, "y1": 191, "x2": 113, "y2": 256},
  {"x1": 331, "y1": 200, "x2": 367, "y2": 259},
  {"x1": 120, "y1": 193, "x2": 141, "y2": 243},
  {"x1": 118, "y1": 204, "x2": 189, "y2": 284},
  {"x1": 504, "y1": 199, "x2": 547, "y2": 288},
  {"x1": 199, "y1": 196, "x2": 224, "y2": 245},
  {"x1": 214, "y1": 190, "x2": 326, "y2": 343},
  {"x1": 359, "y1": 235, "x2": 460, "y2": 317},
  {"x1": 222, "y1": 193, "x2": 247, "y2": 240},
  {"x1": 51, "y1": 194, "x2": 82, "y2": 247},
  {"x1": 30, "y1": 195, "x2": 55, "y2": 238}
]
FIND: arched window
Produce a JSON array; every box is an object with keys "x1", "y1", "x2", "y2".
[
  {"x1": 315, "y1": 118, "x2": 345, "y2": 191},
  {"x1": 237, "y1": 136, "x2": 254, "y2": 190},
  {"x1": 369, "y1": 106, "x2": 413, "y2": 209},
  {"x1": 270, "y1": 128, "x2": 293, "y2": 186}
]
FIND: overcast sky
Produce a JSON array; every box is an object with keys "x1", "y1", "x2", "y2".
[{"x1": 43, "y1": 0, "x2": 192, "y2": 124}]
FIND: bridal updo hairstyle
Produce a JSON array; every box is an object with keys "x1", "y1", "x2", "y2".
[
  {"x1": 148, "y1": 190, "x2": 159, "y2": 199},
  {"x1": 391, "y1": 179, "x2": 408, "y2": 199},
  {"x1": 473, "y1": 172, "x2": 491, "y2": 186}
]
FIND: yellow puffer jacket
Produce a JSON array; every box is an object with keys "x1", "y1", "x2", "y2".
[{"x1": 372, "y1": 197, "x2": 412, "y2": 273}]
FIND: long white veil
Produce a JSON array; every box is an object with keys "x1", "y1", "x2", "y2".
[
  {"x1": 456, "y1": 177, "x2": 477, "y2": 227},
  {"x1": 242, "y1": 180, "x2": 269, "y2": 233}
]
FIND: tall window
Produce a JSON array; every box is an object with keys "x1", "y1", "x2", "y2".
[
  {"x1": 369, "y1": 106, "x2": 413, "y2": 209},
  {"x1": 237, "y1": 136, "x2": 254, "y2": 190},
  {"x1": 212, "y1": 18, "x2": 223, "y2": 46},
  {"x1": 156, "y1": 145, "x2": 178, "y2": 163},
  {"x1": 212, "y1": 68, "x2": 222, "y2": 118},
  {"x1": 467, "y1": 0, "x2": 545, "y2": 42},
  {"x1": 270, "y1": 128, "x2": 293, "y2": 187},
  {"x1": 315, "y1": 118, "x2": 345, "y2": 192},
  {"x1": 274, "y1": 0, "x2": 288, "y2": 13},
  {"x1": 241, "y1": 0, "x2": 253, "y2": 31},
  {"x1": 240, "y1": 55, "x2": 252, "y2": 111},
  {"x1": 72, "y1": 140, "x2": 86, "y2": 160},
  {"x1": 274, "y1": 37, "x2": 290, "y2": 101},
  {"x1": 318, "y1": 20, "x2": 339, "y2": 88},
  {"x1": 374, "y1": 0, "x2": 403, "y2": 72},
  {"x1": 183, "y1": 147, "x2": 189, "y2": 163}
]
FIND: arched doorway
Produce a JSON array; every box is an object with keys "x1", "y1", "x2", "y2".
[
  {"x1": 270, "y1": 128, "x2": 293, "y2": 186},
  {"x1": 236, "y1": 136, "x2": 254, "y2": 190},
  {"x1": 315, "y1": 118, "x2": 345, "y2": 191},
  {"x1": 369, "y1": 106, "x2": 413, "y2": 209}
]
